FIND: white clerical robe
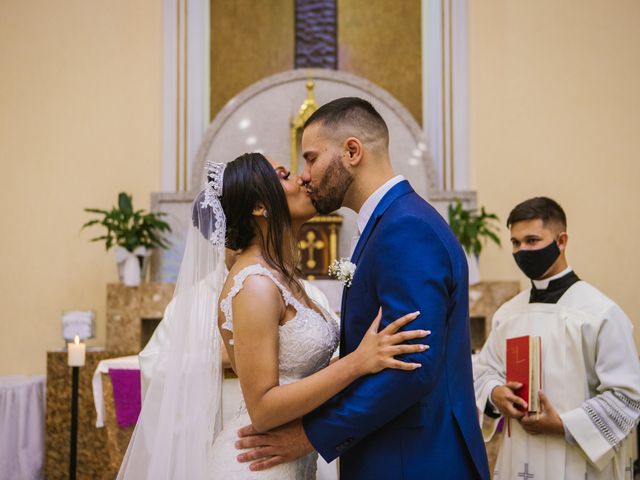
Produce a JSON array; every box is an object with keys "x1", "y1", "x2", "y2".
[{"x1": 474, "y1": 281, "x2": 640, "y2": 480}]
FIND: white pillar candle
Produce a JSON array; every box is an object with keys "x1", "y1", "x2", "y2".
[{"x1": 67, "y1": 335, "x2": 86, "y2": 367}]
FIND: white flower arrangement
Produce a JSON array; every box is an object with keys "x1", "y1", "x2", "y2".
[{"x1": 328, "y1": 258, "x2": 356, "y2": 287}]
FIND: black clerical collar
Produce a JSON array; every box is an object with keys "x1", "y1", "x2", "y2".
[{"x1": 529, "y1": 269, "x2": 580, "y2": 304}]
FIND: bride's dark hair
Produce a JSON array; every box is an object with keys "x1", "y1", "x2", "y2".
[{"x1": 219, "y1": 152, "x2": 299, "y2": 286}]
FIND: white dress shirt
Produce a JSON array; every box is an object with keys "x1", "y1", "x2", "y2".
[
  {"x1": 356, "y1": 175, "x2": 405, "y2": 235},
  {"x1": 349, "y1": 175, "x2": 405, "y2": 257}
]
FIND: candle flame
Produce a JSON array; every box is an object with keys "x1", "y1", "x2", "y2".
[{"x1": 74, "y1": 335, "x2": 80, "y2": 345}]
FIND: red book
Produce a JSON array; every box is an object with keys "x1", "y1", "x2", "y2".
[{"x1": 506, "y1": 335, "x2": 542, "y2": 414}]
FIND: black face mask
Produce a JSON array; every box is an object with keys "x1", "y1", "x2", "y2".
[{"x1": 513, "y1": 240, "x2": 560, "y2": 280}]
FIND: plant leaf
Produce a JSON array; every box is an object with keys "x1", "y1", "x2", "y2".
[
  {"x1": 84, "y1": 208, "x2": 108, "y2": 214},
  {"x1": 81, "y1": 219, "x2": 100, "y2": 229},
  {"x1": 118, "y1": 192, "x2": 133, "y2": 215}
]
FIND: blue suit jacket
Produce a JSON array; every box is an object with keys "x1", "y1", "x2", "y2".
[{"x1": 303, "y1": 181, "x2": 489, "y2": 479}]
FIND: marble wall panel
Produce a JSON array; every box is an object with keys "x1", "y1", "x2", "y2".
[
  {"x1": 210, "y1": 1, "x2": 421, "y2": 123},
  {"x1": 106, "y1": 283, "x2": 174, "y2": 354},
  {"x1": 469, "y1": 280, "x2": 520, "y2": 342},
  {"x1": 45, "y1": 350, "x2": 112, "y2": 479},
  {"x1": 210, "y1": 0, "x2": 294, "y2": 119},
  {"x1": 338, "y1": 0, "x2": 422, "y2": 124}
]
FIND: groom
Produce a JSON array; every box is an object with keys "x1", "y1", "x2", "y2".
[{"x1": 237, "y1": 97, "x2": 489, "y2": 479}]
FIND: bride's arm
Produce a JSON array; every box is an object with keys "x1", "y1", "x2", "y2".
[{"x1": 230, "y1": 275, "x2": 428, "y2": 433}]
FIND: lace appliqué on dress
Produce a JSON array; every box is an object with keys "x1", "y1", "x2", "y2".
[
  {"x1": 219, "y1": 264, "x2": 301, "y2": 344},
  {"x1": 218, "y1": 264, "x2": 339, "y2": 379}
]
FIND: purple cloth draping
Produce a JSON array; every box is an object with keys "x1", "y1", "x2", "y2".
[{"x1": 108, "y1": 368, "x2": 141, "y2": 428}]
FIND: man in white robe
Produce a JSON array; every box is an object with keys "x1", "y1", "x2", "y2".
[{"x1": 474, "y1": 196, "x2": 640, "y2": 479}]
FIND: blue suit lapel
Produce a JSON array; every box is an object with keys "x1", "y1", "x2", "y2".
[
  {"x1": 339, "y1": 180, "x2": 414, "y2": 354},
  {"x1": 350, "y1": 180, "x2": 414, "y2": 264}
]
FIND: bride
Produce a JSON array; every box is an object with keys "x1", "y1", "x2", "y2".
[{"x1": 118, "y1": 152, "x2": 428, "y2": 479}]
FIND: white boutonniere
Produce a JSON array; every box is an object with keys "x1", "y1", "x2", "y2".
[{"x1": 328, "y1": 258, "x2": 356, "y2": 287}]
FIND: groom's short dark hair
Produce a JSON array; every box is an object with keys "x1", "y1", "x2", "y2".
[
  {"x1": 507, "y1": 196, "x2": 567, "y2": 230},
  {"x1": 304, "y1": 97, "x2": 389, "y2": 148}
]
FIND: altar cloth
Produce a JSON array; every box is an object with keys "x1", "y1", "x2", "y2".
[
  {"x1": 0, "y1": 375, "x2": 46, "y2": 480},
  {"x1": 92, "y1": 355, "x2": 139, "y2": 427},
  {"x1": 108, "y1": 369, "x2": 141, "y2": 428}
]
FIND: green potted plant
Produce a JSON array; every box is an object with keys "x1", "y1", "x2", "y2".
[
  {"x1": 447, "y1": 199, "x2": 501, "y2": 284},
  {"x1": 82, "y1": 192, "x2": 171, "y2": 286}
]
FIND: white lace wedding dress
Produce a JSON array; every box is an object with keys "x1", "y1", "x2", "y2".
[{"x1": 208, "y1": 264, "x2": 340, "y2": 479}]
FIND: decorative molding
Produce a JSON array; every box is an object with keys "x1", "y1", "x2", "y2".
[
  {"x1": 163, "y1": 0, "x2": 469, "y2": 193},
  {"x1": 190, "y1": 68, "x2": 440, "y2": 195},
  {"x1": 162, "y1": 0, "x2": 210, "y2": 192},
  {"x1": 294, "y1": 0, "x2": 337, "y2": 69},
  {"x1": 422, "y1": 0, "x2": 469, "y2": 191},
  {"x1": 152, "y1": 69, "x2": 477, "y2": 282}
]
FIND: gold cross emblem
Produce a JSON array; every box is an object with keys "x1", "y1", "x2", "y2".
[{"x1": 299, "y1": 230, "x2": 325, "y2": 269}]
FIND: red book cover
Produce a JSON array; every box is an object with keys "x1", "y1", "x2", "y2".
[{"x1": 506, "y1": 335, "x2": 531, "y2": 410}]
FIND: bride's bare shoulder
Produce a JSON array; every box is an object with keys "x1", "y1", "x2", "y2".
[{"x1": 220, "y1": 260, "x2": 282, "y2": 306}]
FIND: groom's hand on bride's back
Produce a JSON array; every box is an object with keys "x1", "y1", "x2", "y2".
[{"x1": 235, "y1": 419, "x2": 313, "y2": 471}]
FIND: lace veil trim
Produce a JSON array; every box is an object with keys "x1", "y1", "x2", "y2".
[{"x1": 201, "y1": 161, "x2": 226, "y2": 247}]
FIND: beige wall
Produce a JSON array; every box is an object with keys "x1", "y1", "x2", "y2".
[
  {"x1": 469, "y1": 1, "x2": 640, "y2": 342},
  {"x1": 0, "y1": 0, "x2": 163, "y2": 375}
]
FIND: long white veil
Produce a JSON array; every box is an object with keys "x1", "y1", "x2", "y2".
[{"x1": 118, "y1": 162, "x2": 227, "y2": 479}]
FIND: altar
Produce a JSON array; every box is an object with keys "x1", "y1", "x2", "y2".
[
  {"x1": 43, "y1": 282, "x2": 243, "y2": 479},
  {"x1": 43, "y1": 278, "x2": 517, "y2": 479}
]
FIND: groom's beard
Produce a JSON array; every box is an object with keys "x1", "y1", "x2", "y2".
[{"x1": 310, "y1": 154, "x2": 354, "y2": 214}]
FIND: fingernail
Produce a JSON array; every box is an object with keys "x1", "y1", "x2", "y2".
[
  {"x1": 425, "y1": 330, "x2": 431, "y2": 335},
  {"x1": 420, "y1": 330, "x2": 429, "y2": 336},
  {"x1": 419, "y1": 344, "x2": 427, "y2": 351},
  {"x1": 425, "y1": 345, "x2": 430, "y2": 350},
  {"x1": 414, "y1": 363, "x2": 422, "y2": 368},
  {"x1": 414, "y1": 311, "x2": 421, "y2": 315}
]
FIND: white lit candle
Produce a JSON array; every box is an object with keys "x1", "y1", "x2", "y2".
[{"x1": 67, "y1": 335, "x2": 86, "y2": 367}]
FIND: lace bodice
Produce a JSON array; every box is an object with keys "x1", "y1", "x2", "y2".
[
  {"x1": 219, "y1": 263, "x2": 340, "y2": 384},
  {"x1": 210, "y1": 264, "x2": 339, "y2": 478}
]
